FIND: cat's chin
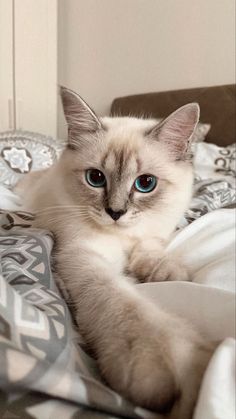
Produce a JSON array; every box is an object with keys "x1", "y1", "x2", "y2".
[
  {"x1": 87, "y1": 215, "x2": 115, "y2": 229},
  {"x1": 89, "y1": 215, "x2": 134, "y2": 230},
  {"x1": 115, "y1": 218, "x2": 133, "y2": 228},
  {"x1": 110, "y1": 220, "x2": 137, "y2": 230}
]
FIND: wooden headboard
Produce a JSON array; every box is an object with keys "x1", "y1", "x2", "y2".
[{"x1": 111, "y1": 84, "x2": 236, "y2": 146}]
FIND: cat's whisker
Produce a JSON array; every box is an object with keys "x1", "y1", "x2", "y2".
[
  {"x1": 36, "y1": 210, "x2": 89, "y2": 218},
  {"x1": 35, "y1": 212, "x2": 92, "y2": 225},
  {"x1": 35, "y1": 205, "x2": 88, "y2": 214},
  {"x1": 39, "y1": 214, "x2": 91, "y2": 225},
  {"x1": 35, "y1": 210, "x2": 89, "y2": 217},
  {"x1": 35, "y1": 213, "x2": 88, "y2": 223}
]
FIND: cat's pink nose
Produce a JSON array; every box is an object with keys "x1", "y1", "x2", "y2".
[{"x1": 105, "y1": 207, "x2": 127, "y2": 221}]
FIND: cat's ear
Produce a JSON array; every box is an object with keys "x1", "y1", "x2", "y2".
[
  {"x1": 60, "y1": 86, "x2": 102, "y2": 146},
  {"x1": 148, "y1": 103, "x2": 200, "y2": 160}
]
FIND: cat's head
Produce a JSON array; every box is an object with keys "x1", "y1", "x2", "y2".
[{"x1": 59, "y1": 87, "x2": 199, "y2": 230}]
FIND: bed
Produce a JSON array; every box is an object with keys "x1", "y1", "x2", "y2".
[{"x1": 0, "y1": 84, "x2": 235, "y2": 419}]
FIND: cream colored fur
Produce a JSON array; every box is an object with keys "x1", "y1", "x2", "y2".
[{"x1": 16, "y1": 88, "x2": 216, "y2": 418}]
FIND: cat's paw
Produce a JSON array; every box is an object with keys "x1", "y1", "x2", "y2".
[
  {"x1": 147, "y1": 256, "x2": 191, "y2": 283},
  {"x1": 128, "y1": 242, "x2": 190, "y2": 283}
]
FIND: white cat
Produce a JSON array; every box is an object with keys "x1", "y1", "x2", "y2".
[{"x1": 16, "y1": 87, "x2": 216, "y2": 418}]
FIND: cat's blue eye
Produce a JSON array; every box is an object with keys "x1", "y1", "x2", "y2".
[
  {"x1": 134, "y1": 174, "x2": 157, "y2": 193},
  {"x1": 85, "y1": 169, "x2": 106, "y2": 188}
]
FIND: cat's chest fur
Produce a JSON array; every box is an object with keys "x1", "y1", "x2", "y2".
[{"x1": 77, "y1": 229, "x2": 136, "y2": 275}]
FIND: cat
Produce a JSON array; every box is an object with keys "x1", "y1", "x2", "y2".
[{"x1": 16, "y1": 87, "x2": 216, "y2": 418}]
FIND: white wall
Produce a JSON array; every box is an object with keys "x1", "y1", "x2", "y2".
[
  {"x1": 58, "y1": 0, "x2": 235, "y2": 137},
  {"x1": 14, "y1": 0, "x2": 58, "y2": 136}
]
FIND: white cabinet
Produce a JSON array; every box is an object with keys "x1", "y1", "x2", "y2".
[
  {"x1": 0, "y1": 1, "x2": 13, "y2": 130},
  {"x1": 0, "y1": 0, "x2": 58, "y2": 137}
]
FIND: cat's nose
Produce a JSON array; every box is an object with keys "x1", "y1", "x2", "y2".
[{"x1": 105, "y1": 207, "x2": 127, "y2": 221}]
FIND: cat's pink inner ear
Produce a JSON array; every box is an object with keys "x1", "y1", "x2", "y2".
[
  {"x1": 60, "y1": 86, "x2": 101, "y2": 135},
  {"x1": 150, "y1": 103, "x2": 200, "y2": 159}
]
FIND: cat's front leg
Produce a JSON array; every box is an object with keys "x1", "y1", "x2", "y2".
[
  {"x1": 56, "y1": 242, "x2": 215, "y2": 418},
  {"x1": 56, "y1": 243, "x2": 180, "y2": 414},
  {"x1": 128, "y1": 238, "x2": 190, "y2": 283}
]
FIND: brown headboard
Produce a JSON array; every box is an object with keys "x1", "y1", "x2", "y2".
[{"x1": 111, "y1": 84, "x2": 236, "y2": 146}]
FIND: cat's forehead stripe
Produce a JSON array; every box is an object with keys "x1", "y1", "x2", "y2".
[
  {"x1": 102, "y1": 151, "x2": 115, "y2": 172},
  {"x1": 115, "y1": 148, "x2": 133, "y2": 177},
  {"x1": 101, "y1": 145, "x2": 141, "y2": 175}
]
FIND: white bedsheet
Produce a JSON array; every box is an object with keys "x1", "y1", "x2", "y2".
[
  {"x1": 194, "y1": 338, "x2": 235, "y2": 419},
  {"x1": 138, "y1": 209, "x2": 235, "y2": 419}
]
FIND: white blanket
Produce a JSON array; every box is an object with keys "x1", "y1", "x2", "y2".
[{"x1": 138, "y1": 208, "x2": 236, "y2": 419}]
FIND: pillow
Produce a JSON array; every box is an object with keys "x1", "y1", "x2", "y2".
[
  {"x1": 193, "y1": 141, "x2": 236, "y2": 182},
  {"x1": 0, "y1": 130, "x2": 64, "y2": 187},
  {"x1": 192, "y1": 123, "x2": 211, "y2": 143}
]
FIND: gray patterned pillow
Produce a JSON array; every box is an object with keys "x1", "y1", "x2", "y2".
[
  {"x1": 192, "y1": 122, "x2": 211, "y2": 143},
  {"x1": 0, "y1": 131, "x2": 64, "y2": 187}
]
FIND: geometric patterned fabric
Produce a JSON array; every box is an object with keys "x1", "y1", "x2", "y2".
[
  {"x1": 0, "y1": 130, "x2": 64, "y2": 187},
  {"x1": 0, "y1": 211, "x2": 139, "y2": 419}
]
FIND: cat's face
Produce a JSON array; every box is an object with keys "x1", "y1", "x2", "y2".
[{"x1": 60, "y1": 87, "x2": 199, "y2": 229}]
